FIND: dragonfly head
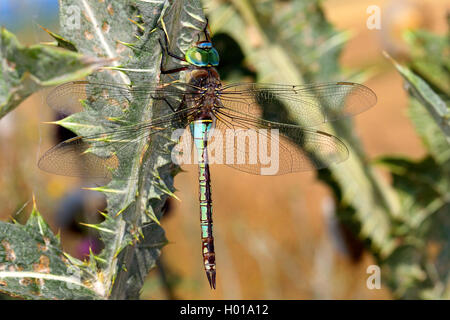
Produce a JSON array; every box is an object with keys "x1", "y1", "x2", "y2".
[{"x1": 185, "y1": 41, "x2": 220, "y2": 67}]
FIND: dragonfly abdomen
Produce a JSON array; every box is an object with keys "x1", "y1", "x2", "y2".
[{"x1": 190, "y1": 119, "x2": 216, "y2": 289}]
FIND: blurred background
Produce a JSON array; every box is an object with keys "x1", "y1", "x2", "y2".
[{"x1": 0, "y1": 0, "x2": 448, "y2": 299}]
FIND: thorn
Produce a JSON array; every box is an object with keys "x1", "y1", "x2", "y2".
[
  {"x1": 144, "y1": 208, "x2": 161, "y2": 226},
  {"x1": 82, "y1": 186, "x2": 124, "y2": 194},
  {"x1": 31, "y1": 194, "x2": 38, "y2": 212},
  {"x1": 128, "y1": 18, "x2": 145, "y2": 32},
  {"x1": 42, "y1": 120, "x2": 60, "y2": 125},
  {"x1": 37, "y1": 24, "x2": 47, "y2": 32},
  {"x1": 78, "y1": 222, "x2": 115, "y2": 234},
  {"x1": 97, "y1": 210, "x2": 110, "y2": 219},
  {"x1": 206, "y1": 270, "x2": 216, "y2": 290},
  {"x1": 115, "y1": 205, "x2": 128, "y2": 217},
  {"x1": 116, "y1": 40, "x2": 144, "y2": 53},
  {"x1": 160, "y1": 19, "x2": 170, "y2": 46},
  {"x1": 382, "y1": 50, "x2": 397, "y2": 65}
]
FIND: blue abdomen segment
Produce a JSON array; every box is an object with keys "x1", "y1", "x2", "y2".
[{"x1": 190, "y1": 120, "x2": 216, "y2": 289}]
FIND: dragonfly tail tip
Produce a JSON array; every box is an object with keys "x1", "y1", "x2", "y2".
[{"x1": 206, "y1": 270, "x2": 216, "y2": 290}]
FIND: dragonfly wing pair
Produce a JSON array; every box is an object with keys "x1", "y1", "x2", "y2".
[
  {"x1": 208, "y1": 82, "x2": 376, "y2": 174},
  {"x1": 39, "y1": 81, "x2": 377, "y2": 179},
  {"x1": 40, "y1": 81, "x2": 200, "y2": 181}
]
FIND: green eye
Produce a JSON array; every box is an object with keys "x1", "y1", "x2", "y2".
[
  {"x1": 185, "y1": 46, "x2": 219, "y2": 67},
  {"x1": 207, "y1": 48, "x2": 219, "y2": 66}
]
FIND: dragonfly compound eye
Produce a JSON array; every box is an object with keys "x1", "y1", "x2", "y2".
[{"x1": 186, "y1": 46, "x2": 219, "y2": 67}]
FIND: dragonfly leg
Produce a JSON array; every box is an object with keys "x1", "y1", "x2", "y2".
[
  {"x1": 151, "y1": 96, "x2": 177, "y2": 112},
  {"x1": 157, "y1": 26, "x2": 191, "y2": 75},
  {"x1": 158, "y1": 38, "x2": 189, "y2": 74},
  {"x1": 158, "y1": 36, "x2": 186, "y2": 62},
  {"x1": 160, "y1": 65, "x2": 189, "y2": 75},
  {"x1": 203, "y1": 17, "x2": 211, "y2": 42}
]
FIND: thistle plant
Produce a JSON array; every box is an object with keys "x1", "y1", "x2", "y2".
[{"x1": 0, "y1": 0, "x2": 448, "y2": 300}]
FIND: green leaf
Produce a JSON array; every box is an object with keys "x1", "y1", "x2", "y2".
[
  {"x1": 376, "y1": 156, "x2": 449, "y2": 230},
  {"x1": 409, "y1": 98, "x2": 450, "y2": 165},
  {"x1": 403, "y1": 28, "x2": 450, "y2": 96},
  {"x1": 388, "y1": 53, "x2": 450, "y2": 141},
  {"x1": 376, "y1": 156, "x2": 450, "y2": 298},
  {"x1": 374, "y1": 18, "x2": 450, "y2": 299},
  {"x1": 0, "y1": 200, "x2": 101, "y2": 299},
  {"x1": 0, "y1": 27, "x2": 107, "y2": 119}
]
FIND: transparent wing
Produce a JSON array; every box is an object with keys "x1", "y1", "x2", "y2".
[
  {"x1": 218, "y1": 82, "x2": 377, "y2": 127},
  {"x1": 211, "y1": 100, "x2": 348, "y2": 175},
  {"x1": 38, "y1": 108, "x2": 195, "y2": 181},
  {"x1": 46, "y1": 80, "x2": 202, "y2": 114}
]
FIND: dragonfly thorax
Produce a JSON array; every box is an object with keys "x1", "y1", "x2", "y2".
[
  {"x1": 188, "y1": 68, "x2": 221, "y2": 96},
  {"x1": 187, "y1": 68, "x2": 222, "y2": 120}
]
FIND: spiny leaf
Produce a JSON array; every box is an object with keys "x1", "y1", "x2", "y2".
[
  {"x1": 386, "y1": 52, "x2": 450, "y2": 141},
  {"x1": 403, "y1": 28, "x2": 450, "y2": 95},
  {"x1": 38, "y1": 25, "x2": 78, "y2": 52},
  {"x1": 376, "y1": 155, "x2": 450, "y2": 298},
  {"x1": 0, "y1": 202, "x2": 101, "y2": 299},
  {"x1": 408, "y1": 98, "x2": 450, "y2": 166},
  {"x1": 376, "y1": 156, "x2": 449, "y2": 229},
  {"x1": 373, "y1": 23, "x2": 450, "y2": 298},
  {"x1": 0, "y1": 27, "x2": 108, "y2": 118}
]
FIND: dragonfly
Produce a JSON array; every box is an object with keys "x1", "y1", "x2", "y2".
[{"x1": 38, "y1": 22, "x2": 377, "y2": 289}]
